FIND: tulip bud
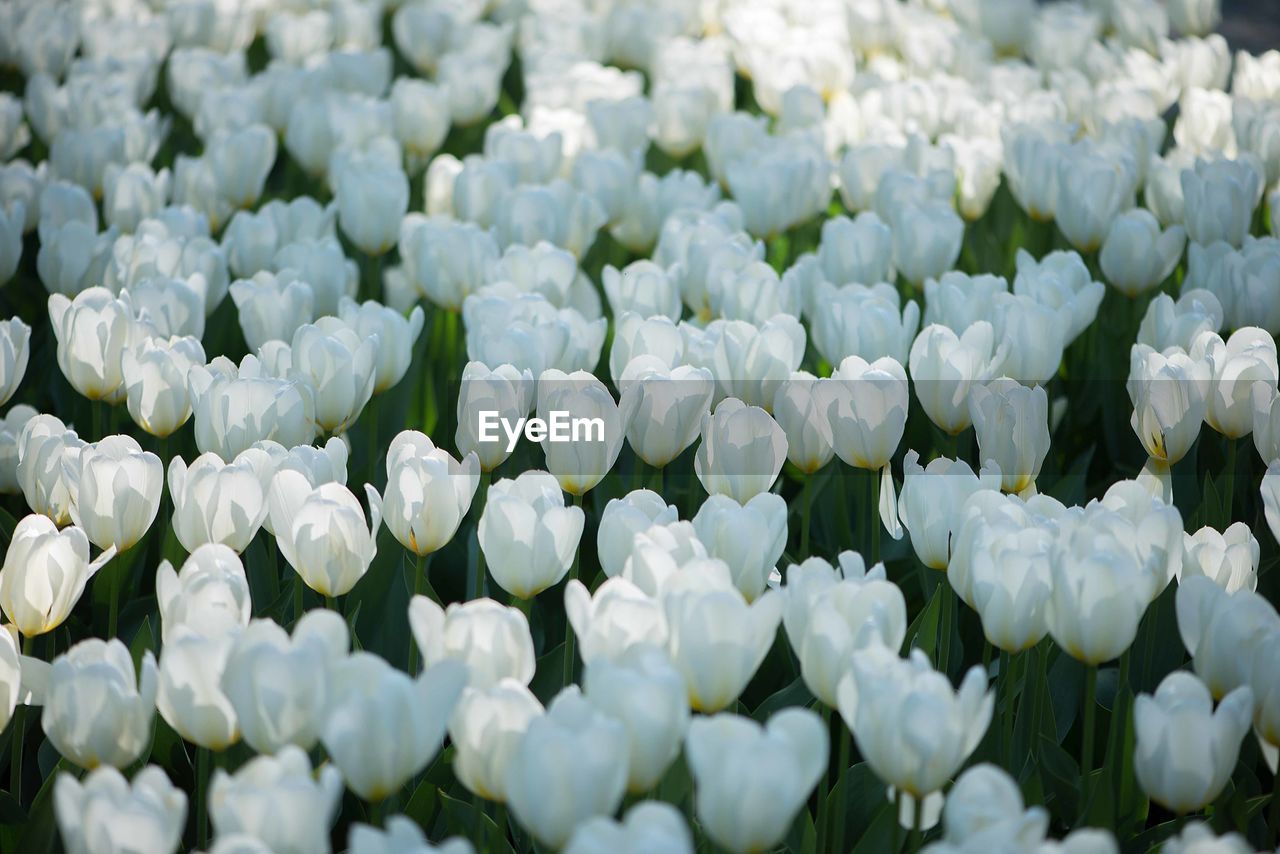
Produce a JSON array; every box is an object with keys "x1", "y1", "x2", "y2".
[
  {"x1": 221, "y1": 610, "x2": 348, "y2": 754},
  {"x1": 209, "y1": 745, "x2": 344, "y2": 854},
  {"x1": 622, "y1": 521, "x2": 708, "y2": 596},
  {"x1": 1181, "y1": 157, "x2": 1264, "y2": 249},
  {"x1": 1100, "y1": 209, "x2": 1187, "y2": 297},
  {"x1": 493, "y1": 181, "x2": 607, "y2": 261},
  {"x1": 61, "y1": 435, "x2": 161, "y2": 553},
  {"x1": 1168, "y1": 0, "x2": 1221, "y2": 35},
  {"x1": 1047, "y1": 511, "x2": 1153, "y2": 665},
  {"x1": 1134, "y1": 672, "x2": 1252, "y2": 814},
  {"x1": 408, "y1": 595, "x2": 534, "y2": 688},
  {"x1": 909, "y1": 323, "x2": 1005, "y2": 435},
  {"x1": 969, "y1": 378, "x2": 1051, "y2": 494},
  {"x1": 16, "y1": 414, "x2": 84, "y2": 526},
  {"x1": 478, "y1": 471, "x2": 585, "y2": 600},
  {"x1": 789, "y1": 566, "x2": 907, "y2": 707},
  {"x1": 289, "y1": 319, "x2": 378, "y2": 436},
  {"x1": 350, "y1": 818, "x2": 472, "y2": 854},
  {"x1": 815, "y1": 212, "x2": 895, "y2": 289},
  {"x1": 122, "y1": 335, "x2": 206, "y2": 438},
  {"x1": 663, "y1": 560, "x2": 783, "y2": 712},
  {"x1": 268, "y1": 471, "x2": 382, "y2": 597},
  {"x1": 1127, "y1": 344, "x2": 1209, "y2": 466},
  {"x1": 323, "y1": 654, "x2": 466, "y2": 802},
  {"x1": 812, "y1": 282, "x2": 920, "y2": 368},
  {"x1": 621, "y1": 361, "x2": 715, "y2": 469},
  {"x1": 455, "y1": 361, "x2": 534, "y2": 472},
  {"x1": 692, "y1": 493, "x2": 787, "y2": 602},
  {"x1": 564, "y1": 801, "x2": 692, "y2": 854},
  {"x1": 584, "y1": 644, "x2": 689, "y2": 794},
  {"x1": 156, "y1": 544, "x2": 251, "y2": 643},
  {"x1": 898, "y1": 451, "x2": 1002, "y2": 571},
  {"x1": 950, "y1": 491, "x2": 1063, "y2": 652},
  {"x1": 1192, "y1": 327, "x2": 1279, "y2": 439},
  {"x1": 43, "y1": 639, "x2": 157, "y2": 769},
  {"x1": 609, "y1": 314, "x2": 684, "y2": 383},
  {"x1": 48, "y1": 287, "x2": 143, "y2": 404},
  {"x1": 565, "y1": 577, "x2": 669, "y2": 664},
  {"x1": 596, "y1": 491, "x2": 678, "y2": 580},
  {"x1": 0, "y1": 514, "x2": 114, "y2": 637},
  {"x1": 102, "y1": 163, "x2": 171, "y2": 234},
  {"x1": 447, "y1": 677, "x2": 543, "y2": 805},
  {"x1": 827, "y1": 355, "x2": 909, "y2": 532},
  {"x1": 383, "y1": 430, "x2": 479, "y2": 557},
  {"x1": 1176, "y1": 575, "x2": 1278, "y2": 699},
  {"x1": 890, "y1": 200, "x2": 963, "y2": 286},
  {"x1": 0, "y1": 316, "x2": 29, "y2": 407},
  {"x1": 602, "y1": 261, "x2": 682, "y2": 322},
  {"x1": 54, "y1": 766, "x2": 186, "y2": 854},
  {"x1": 338, "y1": 298, "x2": 426, "y2": 394},
  {"x1": 1137, "y1": 290, "x2": 1223, "y2": 354},
  {"x1": 838, "y1": 647, "x2": 992, "y2": 797},
  {"x1": 686, "y1": 709, "x2": 828, "y2": 854},
  {"x1": 989, "y1": 293, "x2": 1065, "y2": 387},
  {"x1": 272, "y1": 237, "x2": 357, "y2": 318},
  {"x1": 1180, "y1": 523, "x2": 1259, "y2": 594},
  {"x1": 156, "y1": 628, "x2": 239, "y2": 750},
  {"x1": 771, "y1": 372, "x2": 834, "y2": 473},
  {"x1": 932, "y1": 763, "x2": 1048, "y2": 848},
  {"x1": 229, "y1": 271, "x2": 316, "y2": 352},
  {"x1": 0, "y1": 202, "x2": 23, "y2": 287},
  {"x1": 0, "y1": 404, "x2": 36, "y2": 494},
  {"x1": 694, "y1": 398, "x2": 786, "y2": 504},
  {"x1": 504, "y1": 686, "x2": 630, "y2": 849},
  {"x1": 1053, "y1": 144, "x2": 1137, "y2": 252},
  {"x1": 335, "y1": 155, "x2": 408, "y2": 256},
  {"x1": 390, "y1": 78, "x2": 449, "y2": 165},
  {"x1": 187, "y1": 355, "x2": 317, "y2": 460},
  {"x1": 537, "y1": 369, "x2": 634, "y2": 495},
  {"x1": 169, "y1": 451, "x2": 268, "y2": 554}
]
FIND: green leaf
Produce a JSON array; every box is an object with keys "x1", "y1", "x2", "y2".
[
  {"x1": 850, "y1": 800, "x2": 900, "y2": 854},
  {"x1": 129, "y1": 615, "x2": 154, "y2": 674},
  {"x1": 752, "y1": 677, "x2": 815, "y2": 722},
  {"x1": 0, "y1": 791, "x2": 26, "y2": 825},
  {"x1": 1038, "y1": 734, "x2": 1080, "y2": 822},
  {"x1": 904, "y1": 581, "x2": 944, "y2": 661}
]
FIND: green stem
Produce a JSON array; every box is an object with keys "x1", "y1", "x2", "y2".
[
  {"x1": 651, "y1": 462, "x2": 664, "y2": 499},
  {"x1": 937, "y1": 580, "x2": 952, "y2": 677},
  {"x1": 196, "y1": 746, "x2": 210, "y2": 847},
  {"x1": 1080, "y1": 664, "x2": 1098, "y2": 824},
  {"x1": 1268, "y1": 763, "x2": 1280, "y2": 839},
  {"x1": 831, "y1": 724, "x2": 851, "y2": 854},
  {"x1": 408, "y1": 552, "x2": 432, "y2": 673},
  {"x1": 366, "y1": 394, "x2": 381, "y2": 478},
  {"x1": 1224, "y1": 437, "x2": 1237, "y2": 523},
  {"x1": 1003, "y1": 655, "x2": 1013, "y2": 768},
  {"x1": 293, "y1": 571, "x2": 304, "y2": 625},
  {"x1": 563, "y1": 492, "x2": 584, "y2": 687},
  {"x1": 800, "y1": 474, "x2": 813, "y2": 558},
  {"x1": 816, "y1": 706, "x2": 831, "y2": 853},
  {"x1": 868, "y1": 467, "x2": 881, "y2": 562},
  {"x1": 834, "y1": 466, "x2": 851, "y2": 551},
  {"x1": 108, "y1": 546, "x2": 123, "y2": 638},
  {"x1": 8, "y1": 636, "x2": 33, "y2": 801},
  {"x1": 999, "y1": 650, "x2": 1013, "y2": 766},
  {"x1": 892, "y1": 787, "x2": 904, "y2": 853},
  {"x1": 91, "y1": 399, "x2": 103, "y2": 442},
  {"x1": 908, "y1": 792, "x2": 924, "y2": 850}
]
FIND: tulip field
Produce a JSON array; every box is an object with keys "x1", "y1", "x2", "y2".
[{"x1": 4, "y1": 0, "x2": 1280, "y2": 852}]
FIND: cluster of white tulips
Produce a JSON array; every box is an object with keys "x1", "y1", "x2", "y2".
[{"x1": 0, "y1": 0, "x2": 1279, "y2": 851}]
